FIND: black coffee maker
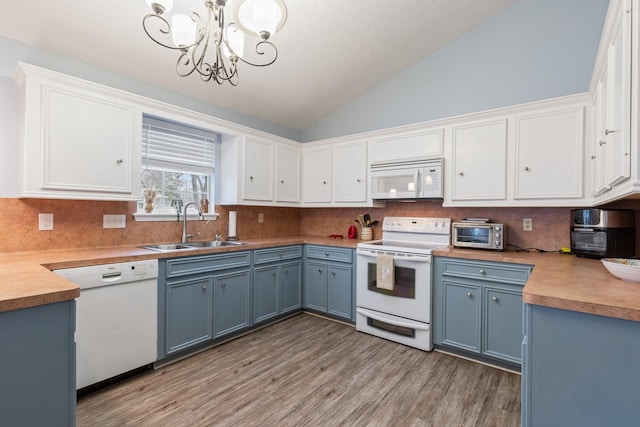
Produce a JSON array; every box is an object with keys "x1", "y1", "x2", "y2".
[{"x1": 570, "y1": 209, "x2": 636, "y2": 258}]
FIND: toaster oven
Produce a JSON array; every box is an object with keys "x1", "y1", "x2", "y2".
[{"x1": 452, "y1": 221, "x2": 506, "y2": 251}]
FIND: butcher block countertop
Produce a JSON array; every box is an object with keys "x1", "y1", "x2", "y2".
[
  {"x1": 0, "y1": 236, "x2": 358, "y2": 313},
  {"x1": 2, "y1": 237, "x2": 640, "y2": 323},
  {"x1": 434, "y1": 247, "x2": 640, "y2": 323}
]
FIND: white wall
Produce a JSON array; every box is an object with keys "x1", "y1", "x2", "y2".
[{"x1": 0, "y1": 76, "x2": 18, "y2": 197}]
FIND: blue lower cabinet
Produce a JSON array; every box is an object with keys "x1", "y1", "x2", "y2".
[
  {"x1": 433, "y1": 257, "x2": 532, "y2": 367},
  {"x1": 442, "y1": 282, "x2": 481, "y2": 353},
  {"x1": 305, "y1": 260, "x2": 329, "y2": 312},
  {"x1": 522, "y1": 304, "x2": 640, "y2": 427},
  {"x1": 253, "y1": 265, "x2": 279, "y2": 323},
  {"x1": 0, "y1": 301, "x2": 76, "y2": 427},
  {"x1": 252, "y1": 246, "x2": 303, "y2": 324},
  {"x1": 304, "y1": 246, "x2": 355, "y2": 322},
  {"x1": 327, "y1": 264, "x2": 353, "y2": 319},
  {"x1": 165, "y1": 275, "x2": 214, "y2": 354},
  {"x1": 214, "y1": 270, "x2": 251, "y2": 338},
  {"x1": 279, "y1": 260, "x2": 302, "y2": 314}
]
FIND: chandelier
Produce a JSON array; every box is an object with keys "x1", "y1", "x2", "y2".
[{"x1": 143, "y1": 0, "x2": 287, "y2": 86}]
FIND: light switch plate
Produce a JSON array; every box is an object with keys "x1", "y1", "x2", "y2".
[{"x1": 103, "y1": 214, "x2": 126, "y2": 229}]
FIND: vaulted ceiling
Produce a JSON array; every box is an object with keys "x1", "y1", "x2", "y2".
[{"x1": 0, "y1": 0, "x2": 516, "y2": 131}]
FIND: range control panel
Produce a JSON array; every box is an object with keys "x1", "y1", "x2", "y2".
[{"x1": 382, "y1": 217, "x2": 451, "y2": 235}]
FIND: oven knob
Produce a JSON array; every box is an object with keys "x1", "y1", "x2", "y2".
[
  {"x1": 494, "y1": 225, "x2": 502, "y2": 231},
  {"x1": 495, "y1": 233, "x2": 501, "y2": 239},
  {"x1": 494, "y1": 241, "x2": 501, "y2": 247}
]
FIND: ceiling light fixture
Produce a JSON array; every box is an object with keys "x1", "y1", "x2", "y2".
[{"x1": 143, "y1": 0, "x2": 287, "y2": 86}]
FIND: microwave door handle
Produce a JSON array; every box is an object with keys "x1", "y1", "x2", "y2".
[{"x1": 415, "y1": 170, "x2": 421, "y2": 197}]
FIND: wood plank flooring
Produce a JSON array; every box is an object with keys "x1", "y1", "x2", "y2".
[{"x1": 77, "y1": 314, "x2": 520, "y2": 426}]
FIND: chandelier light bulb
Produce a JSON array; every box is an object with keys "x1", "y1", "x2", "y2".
[
  {"x1": 238, "y1": 0, "x2": 283, "y2": 38},
  {"x1": 146, "y1": 0, "x2": 173, "y2": 14},
  {"x1": 171, "y1": 14, "x2": 197, "y2": 48}
]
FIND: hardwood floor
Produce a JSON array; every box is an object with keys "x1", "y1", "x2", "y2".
[{"x1": 77, "y1": 314, "x2": 520, "y2": 426}]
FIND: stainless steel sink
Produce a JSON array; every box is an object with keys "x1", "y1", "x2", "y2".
[
  {"x1": 141, "y1": 243, "x2": 195, "y2": 252},
  {"x1": 184, "y1": 241, "x2": 245, "y2": 248},
  {"x1": 141, "y1": 241, "x2": 245, "y2": 252}
]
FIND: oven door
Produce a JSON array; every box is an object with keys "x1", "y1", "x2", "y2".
[{"x1": 356, "y1": 248, "x2": 432, "y2": 322}]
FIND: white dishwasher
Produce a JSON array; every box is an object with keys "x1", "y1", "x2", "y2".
[{"x1": 54, "y1": 259, "x2": 158, "y2": 390}]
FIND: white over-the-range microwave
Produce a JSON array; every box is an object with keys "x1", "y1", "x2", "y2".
[{"x1": 370, "y1": 157, "x2": 443, "y2": 200}]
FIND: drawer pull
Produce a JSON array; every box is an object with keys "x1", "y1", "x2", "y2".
[
  {"x1": 467, "y1": 292, "x2": 472, "y2": 297},
  {"x1": 325, "y1": 252, "x2": 330, "y2": 257},
  {"x1": 318, "y1": 269, "x2": 323, "y2": 274},
  {"x1": 492, "y1": 296, "x2": 498, "y2": 302},
  {"x1": 479, "y1": 269, "x2": 485, "y2": 275},
  {"x1": 331, "y1": 271, "x2": 336, "y2": 276}
]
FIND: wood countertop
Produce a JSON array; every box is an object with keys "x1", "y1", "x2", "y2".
[
  {"x1": 0, "y1": 236, "x2": 360, "y2": 313},
  {"x1": 3, "y1": 238, "x2": 640, "y2": 323},
  {"x1": 434, "y1": 247, "x2": 640, "y2": 323}
]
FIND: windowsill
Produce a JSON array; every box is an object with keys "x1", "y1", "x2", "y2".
[{"x1": 133, "y1": 211, "x2": 220, "y2": 222}]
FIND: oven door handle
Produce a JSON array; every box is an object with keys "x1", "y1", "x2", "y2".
[
  {"x1": 356, "y1": 308, "x2": 431, "y2": 331},
  {"x1": 357, "y1": 249, "x2": 431, "y2": 263}
]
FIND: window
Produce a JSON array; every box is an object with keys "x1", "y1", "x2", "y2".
[{"x1": 140, "y1": 114, "x2": 218, "y2": 214}]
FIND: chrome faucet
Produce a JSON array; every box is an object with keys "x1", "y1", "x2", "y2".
[{"x1": 181, "y1": 201, "x2": 204, "y2": 243}]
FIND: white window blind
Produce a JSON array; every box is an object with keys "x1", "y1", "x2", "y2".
[{"x1": 142, "y1": 114, "x2": 217, "y2": 175}]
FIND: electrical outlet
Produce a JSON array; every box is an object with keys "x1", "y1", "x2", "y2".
[
  {"x1": 523, "y1": 218, "x2": 533, "y2": 232},
  {"x1": 39, "y1": 213, "x2": 54, "y2": 231},
  {"x1": 103, "y1": 214, "x2": 126, "y2": 229},
  {"x1": 258, "y1": 213, "x2": 264, "y2": 223}
]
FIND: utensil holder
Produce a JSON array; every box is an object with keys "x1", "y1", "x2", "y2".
[{"x1": 361, "y1": 227, "x2": 372, "y2": 241}]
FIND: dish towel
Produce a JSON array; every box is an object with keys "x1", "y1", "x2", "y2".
[{"x1": 376, "y1": 254, "x2": 395, "y2": 290}]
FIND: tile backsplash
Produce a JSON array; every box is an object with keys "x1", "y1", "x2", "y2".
[{"x1": 2, "y1": 197, "x2": 639, "y2": 255}]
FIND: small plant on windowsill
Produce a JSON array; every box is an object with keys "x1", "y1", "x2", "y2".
[{"x1": 143, "y1": 189, "x2": 156, "y2": 213}]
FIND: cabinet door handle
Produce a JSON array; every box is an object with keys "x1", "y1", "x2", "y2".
[
  {"x1": 458, "y1": 172, "x2": 464, "y2": 176},
  {"x1": 467, "y1": 292, "x2": 472, "y2": 297},
  {"x1": 284, "y1": 269, "x2": 289, "y2": 274},
  {"x1": 492, "y1": 296, "x2": 498, "y2": 302},
  {"x1": 591, "y1": 155, "x2": 597, "y2": 159},
  {"x1": 357, "y1": 178, "x2": 361, "y2": 183},
  {"x1": 116, "y1": 159, "x2": 123, "y2": 164},
  {"x1": 322, "y1": 181, "x2": 327, "y2": 185},
  {"x1": 523, "y1": 166, "x2": 530, "y2": 171},
  {"x1": 331, "y1": 271, "x2": 336, "y2": 276},
  {"x1": 325, "y1": 252, "x2": 330, "y2": 257},
  {"x1": 605, "y1": 129, "x2": 615, "y2": 135},
  {"x1": 221, "y1": 283, "x2": 227, "y2": 287},
  {"x1": 272, "y1": 272, "x2": 277, "y2": 278},
  {"x1": 250, "y1": 176, "x2": 254, "y2": 180},
  {"x1": 202, "y1": 286, "x2": 207, "y2": 292},
  {"x1": 318, "y1": 269, "x2": 323, "y2": 274},
  {"x1": 479, "y1": 269, "x2": 485, "y2": 275},
  {"x1": 599, "y1": 140, "x2": 606, "y2": 146},
  {"x1": 281, "y1": 180, "x2": 285, "y2": 184}
]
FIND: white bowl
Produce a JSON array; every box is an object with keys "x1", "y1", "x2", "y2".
[{"x1": 601, "y1": 258, "x2": 640, "y2": 284}]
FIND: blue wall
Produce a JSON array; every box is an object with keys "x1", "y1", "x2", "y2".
[{"x1": 300, "y1": 0, "x2": 610, "y2": 142}]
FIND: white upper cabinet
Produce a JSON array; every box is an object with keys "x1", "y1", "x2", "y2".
[
  {"x1": 242, "y1": 137, "x2": 274, "y2": 201},
  {"x1": 333, "y1": 140, "x2": 367, "y2": 203},
  {"x1": 219, "y1": 135, "x2": 300, "y2": 206},
  {"x1": 450, "y1": 119, "x2": 507, "y2": 202},
  {"x1": 370, "y1": 129, "x2": 444, "y2": 163},
  {"x1": 13, "y1": 63, "x2": 140, "y2": 201},
  {"x1": 589, "y1": 0, "x2": 637, "y2": 203},
  {"x1": 514, "y1": 106, "x2": 584, "y2": 200},
  {"x1": 275, "y1": 144, "x2": 301, "y2": 203},
  {"x1": 302, "y1": 146, "x2": 332, "y2": 203}
]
